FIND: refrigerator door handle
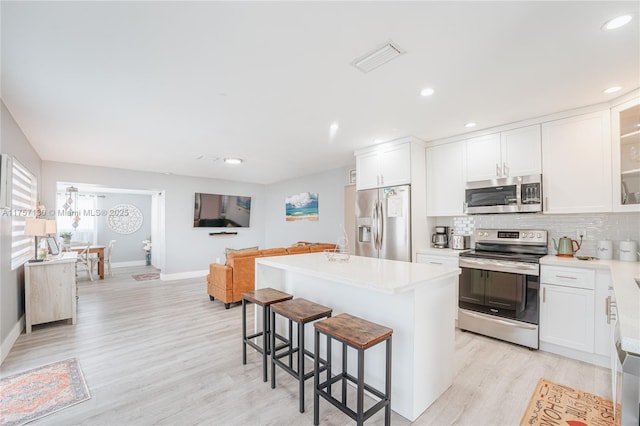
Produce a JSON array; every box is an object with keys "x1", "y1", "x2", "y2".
[
  {"x1": 377, "y1": 200, "x2": 384, "y2": 251},
  {"x1": 371, "y1": 203, "x2": 378, "y2": 250}
]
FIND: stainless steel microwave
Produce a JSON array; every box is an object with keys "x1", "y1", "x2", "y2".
[{"x1": 464, "y1": 174, "x2": 542, "y2": 214}]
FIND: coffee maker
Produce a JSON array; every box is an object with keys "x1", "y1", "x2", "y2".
[{"x1": 432, "y1": 226, "x2": 450, "y2": 248}]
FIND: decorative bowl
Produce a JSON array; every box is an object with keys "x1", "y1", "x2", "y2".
[{"x1": 324, "y1": 249, "x2": 350, "y2": 262}]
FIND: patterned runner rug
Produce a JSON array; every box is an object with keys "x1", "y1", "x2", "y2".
[
  {"x1": 0, "y1": 358, "x2": 91, "y2": 426},
  {"x1": 132, "y1": 272, "x2": 160, "y2": 281},
  {"x1": 521, "y1": 377, "x2": 620, "y2": 426}
]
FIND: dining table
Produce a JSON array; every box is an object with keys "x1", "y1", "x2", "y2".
[{"x1": 68, "y1": 244, "x2": 106, "y2": 280}]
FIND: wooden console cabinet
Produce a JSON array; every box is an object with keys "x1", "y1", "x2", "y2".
[{"x1": 25, "y1": 253, "x2": 78, "y2": 333}]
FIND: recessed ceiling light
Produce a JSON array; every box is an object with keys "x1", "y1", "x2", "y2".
[
  {"x1": 329, "y1": 121, "x2": 339, "y2": 132},
  {"x1": 420, "y1": 87, "x2": 435, "y2": 97},
  {"x1": 604, "y1": 86, "x2": 622, "y2": 94},
  {"x1": 224, "y1": 157, "x2": 243, "y2": 165},
  {"x1": 603, "y1": 14, "x2": 633, "y2": 30},
  {"x1": 465, "y1": 122, "x2": 477, "y2": 128}
]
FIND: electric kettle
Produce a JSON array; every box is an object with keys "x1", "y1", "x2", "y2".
[{"x1": 553, "y1": 236, "x2": 581, "y2": 257}]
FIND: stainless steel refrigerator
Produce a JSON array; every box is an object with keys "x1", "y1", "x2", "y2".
[{"x1": 355, "y1": 184, "x2": 411, "y2": 261}]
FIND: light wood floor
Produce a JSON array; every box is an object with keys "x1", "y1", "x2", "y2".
[{"x1": 1, "y1": 266, "x2": 610, "y2": 425}]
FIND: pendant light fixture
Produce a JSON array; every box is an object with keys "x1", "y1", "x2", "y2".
[{"x1": 63, "y1": 186, "x2": 81, "y2": 229}]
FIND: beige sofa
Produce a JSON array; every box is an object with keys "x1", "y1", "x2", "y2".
[{"x1": 206, "y1": 243, "x2": 336, "y2": 308}]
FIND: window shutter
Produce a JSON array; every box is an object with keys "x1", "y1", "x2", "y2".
[{"x1": 11, "y1": 159, "x2": 37, "y2": 269}]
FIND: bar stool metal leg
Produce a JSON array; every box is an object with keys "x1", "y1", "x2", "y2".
[
  {"x1": 242, "y1": 297, "x2": 248, "y2": 365},
  {"x1": 262, "y1": 303, "x2": 270, "y2": 382},
  {"x1": 314, "y1": 328, "x2": 320, "y2": 426},
  {"x1": 298, "y1": 321, "x2": 305, "y2": 413}
]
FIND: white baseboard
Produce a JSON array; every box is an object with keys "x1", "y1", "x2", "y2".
[
  {"x1": 112, "y1": 260, "x2": 146, "y2": 268},
  {"x1": 1, "y1": 315, "x2": 24, "y2": 365},
  {"x1": 160, "y1": 269, "x2": 208, "y2": 281},
  {"x1": 539, "y1": 341, "x2": 610, "y2": 369}
]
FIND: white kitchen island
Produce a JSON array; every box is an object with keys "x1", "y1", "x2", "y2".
[{"x1": 255, "y1": 252, "x2": 460, "y2": 422}]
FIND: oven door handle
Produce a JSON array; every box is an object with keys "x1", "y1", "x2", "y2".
[
  {"x1": 459, "y1": 259, "x2": 539, "y2": 276},
  {"x1": 462, "y1": 310, "x2": 538, "y2": 330}
]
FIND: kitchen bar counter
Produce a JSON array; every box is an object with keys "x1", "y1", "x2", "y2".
[
  {"x1": 540, "y1": 255, "x2": 640, "y2": 356},
  {"x1": 255, "y1": 252, "x2": 460, "y2": 421}
]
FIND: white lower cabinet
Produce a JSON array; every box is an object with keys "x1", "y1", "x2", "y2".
[
  {"x1": 594, "y1": 270, "x2": 612, "y2": 357},
  {"x1": 416, "y1": 253, "x2": 460, "y2": 320},
  {"x1": 539, "y1": 264, "x2": 611, "y2": 367},
  {"x1": 540, "y1": 282, "x2": 595, "y2": 353}
]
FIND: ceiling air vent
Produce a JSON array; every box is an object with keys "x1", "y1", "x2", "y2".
[{"x1": 351, "y1": 41, "x2": 405, "y2": 73}]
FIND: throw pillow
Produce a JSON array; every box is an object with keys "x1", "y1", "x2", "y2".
[{"x1": 224, "y1": 246, "x2": 259, "y2": 264}]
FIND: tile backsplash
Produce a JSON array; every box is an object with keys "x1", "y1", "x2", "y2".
[{"x1": 437, "y1": 212, "x2": 640, "y2": 259}]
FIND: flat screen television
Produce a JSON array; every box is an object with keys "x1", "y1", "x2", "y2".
[{"x1": 194, "y1": 193, "x2": 252, "y2": 228}]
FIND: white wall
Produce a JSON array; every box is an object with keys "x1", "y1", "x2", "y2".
[
  {"x1": 1, "y1": 102, "x2": 42, "y2": 361},
  {"x1": 95, "y1": 192, "x2": 152, "y2": 264},
  {"x1": 264, "y1": 166, "x2": 353, "y2": 248},
  {"x1": 40, "y1": 162, "x2": 267, "y2": 277}
]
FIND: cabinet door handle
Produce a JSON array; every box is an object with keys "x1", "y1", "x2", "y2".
[
  {"x1": 606, "y1": 295, "x2": 611, "y2": 324},
  {"x1": 503, "y1": 162, "x2": 508, "y2": 177},
  {"x1": 496, "y1": 163, "x2": 500, "y2": 177},
  {"x1": 542, "y1": 287, "x2": 546, "y2": 303},
  {"x1": 610, "y1": 300, "x2": 617, "y2": 321},
  {"x1": 556, "y1": 275, "x2": 577, "y2": 280},
  {"x1": 545, "y1": 196, "x2": 548, "y2": 212},
  {"x1": 429, "y1": 261, "x2": 443, "y2": 265}
]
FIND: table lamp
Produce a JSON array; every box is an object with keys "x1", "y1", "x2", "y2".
[
  {"x1": 25, "y1": 218, "x2": 46, "y2": 261},
  {"x1": 45, "y1": 220, "x2": 57, "y2": 236}
]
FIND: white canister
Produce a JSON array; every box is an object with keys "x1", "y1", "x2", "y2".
[
  {"x1": 597, "y1": 240, "x2": 613, "y2": 260},
  {"x1": 619, "y1": 240, "x2": 638, "y2": 262}
]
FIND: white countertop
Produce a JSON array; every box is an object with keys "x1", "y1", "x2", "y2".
[
  {"x1": 540, "y1": 255, "x2": 640, "y2": 355},
  {"x1": 257, "y1": 252, "x2": 460, "y2": 294},
  {"x1": 416, "y1": 247, "x2": 470, "y2": 257}
]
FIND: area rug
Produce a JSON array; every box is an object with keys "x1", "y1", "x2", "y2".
[
  {"x1": 0, "y1": 358, "x2": 91, "y2": 426},
  {"x1": 521, "y1": 378, "x2": 620, "y2": 426},
  {"x1": 132, "y1": 272, "x2": 160, "y2": 281}
]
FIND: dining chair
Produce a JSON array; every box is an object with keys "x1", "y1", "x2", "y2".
[
  {"x1": 104, "y1": 240, "x2": 116, "y2": 276},
  {"x1": 76, "y1": 242, "x2": 94, "y2": 281}
]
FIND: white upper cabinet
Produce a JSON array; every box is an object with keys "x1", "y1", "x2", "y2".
[
  {"x1": 542, "y1": 110, "x2": 612, "y2": 214},
  {"x1": 465, "y1": 125, "x2": 541, "y2": 182},
  {"x1": 427, "y1": 141, "x2": 466, "y2": 216},
  {"x1": 356, "y1": 141, "x2": 412, "y2": 190},
  {"x1": 501, "y1": 125, "x2": 542, "y2": 177},
  {"x1": 611, "y1": 96, "x2": 640, "y2": 212},
  {"x1": 465, "y1": 133, "x2": 501, "y2": 181}
]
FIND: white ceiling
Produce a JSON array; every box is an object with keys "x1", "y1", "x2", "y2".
[{"x1": 2, "y1": 1, "x2": 639, "y2": 184}]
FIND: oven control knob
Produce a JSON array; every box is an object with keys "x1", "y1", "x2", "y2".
[
  {"x1": 521, "y1": 232, "x2": 527, "y2": 239},
  {"x1": 528, "y1": 232, "x2": 534, "y2": 238},
  {"x1": 536, "y1": 233, "x2": 542, "y2": 238}
]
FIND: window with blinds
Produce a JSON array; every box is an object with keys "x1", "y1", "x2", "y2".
[{"x1": 11, "y1": 159, "x2": 37, "y2": 269}]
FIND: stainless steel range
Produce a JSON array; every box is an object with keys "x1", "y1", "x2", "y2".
[{"x1": 458, "y1": 229, "x2": 548, "y2": 349}]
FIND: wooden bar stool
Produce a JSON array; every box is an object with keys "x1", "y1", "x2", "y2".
[
  {"x1": 313, "y1": 313, "x2": 393, "y2": 426},
  {"x1": 270, "y1": 298, "x2": 332, "y2": 413},
  {"x1": 242, "y1": 288, "x2": 293, "y2": 382}
]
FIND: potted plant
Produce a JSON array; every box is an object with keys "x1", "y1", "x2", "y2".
[
  {"x1": 142, "y1": 239, "x2": 152, "y2": 266},
  {"x1": 59, "y1": 231, "x2": 72, "y2": 244}
]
